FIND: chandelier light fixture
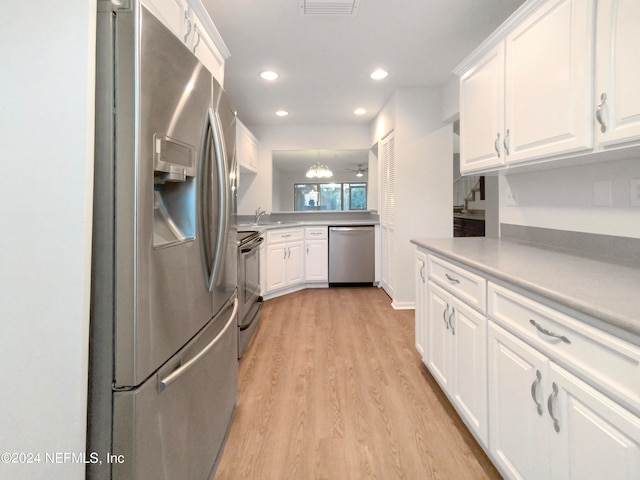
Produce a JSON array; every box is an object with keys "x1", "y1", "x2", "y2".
[{"x1": 305, "y1": 162, "x2": 333, "y2": 178}]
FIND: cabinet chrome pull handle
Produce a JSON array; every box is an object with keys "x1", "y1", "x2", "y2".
[
  {"x1": 287, "y1": 247, "x2": 291, "y2": 259},
  {"x1": 443, "y1": 304, "x2": 450, "y2": 330},
  {"x1": 547, "y1": 382, "x2": 560, "y2": 433},
  {"x1": 449, "y1": 307, "x2": 455, "y2": 335},
  {"x1": 192, "y1": 24, "x2": 201, "y2": 53},
  {"x1": 503, "y1": 129, "x2": 510, "y2": 156},
  {"x1": 595, "y1": 92, "x2": 607, "y2": 133},
  {"x1": 529, "y1": 319, "x2": 570, "y2": 344},
  {"x1": 183, "y1": 11, "x2": 192, "y2": 43},
  {"x1": 419, "y1": 262, "x2": 425, "y2": 283},
  {"x1": 445, "y1": 273, "x2": 460, "y2": 284},
  {"x1": 494, "y1": 132, "x2": 501, "y2": 158},
  {"x1": 530, "y1": 370, "x2": 543, "y2": 416}
]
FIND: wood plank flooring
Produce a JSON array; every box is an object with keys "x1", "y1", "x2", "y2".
[{"x1": 215, "y1": 287, "x2": 501, "y2": 480}]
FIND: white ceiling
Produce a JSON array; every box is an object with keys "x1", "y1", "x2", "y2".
[{"x1": 202, "y1": 0, "x2": 525, "y2": 127}]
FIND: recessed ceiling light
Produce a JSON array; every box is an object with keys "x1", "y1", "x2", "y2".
[
  {"x1": 354, "y1": 108, "x2": 367, "y2": 115},
  {"x1": 370, "y1": 69, "x2": 388, "y2": 80},
  {"x1": 275, "y1": 110, "x2": 289, "y2": 117},
  {"x1": 260, "y1": 71, "x2": 279, "y2": 80}
]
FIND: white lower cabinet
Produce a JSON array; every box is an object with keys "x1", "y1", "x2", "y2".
[
  {"x1": 489, "y1": 321, "x2": 640, "y2": 480},
  {"x1": 414, "y1": 249, "x2": 428, "y2": 358},
  {"x1": 488, "y1": 321, "x2": 552, "y2": 479},
  {"x1": 265, "y1": 228, "x2": 304, "y2": 293},
  {"x1": 415, "y1": 248, "x2": 640, "y2": 480},
  {"x1": 305, "y1": 227, "x2": 328, "y2": 283},
  {"x1": 426, "y1": 280, "x2": 488, "y2": 446}
]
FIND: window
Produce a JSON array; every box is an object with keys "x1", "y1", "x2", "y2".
[{"x1": 294, "y1": 183, "x2": 367, "y2": 211}]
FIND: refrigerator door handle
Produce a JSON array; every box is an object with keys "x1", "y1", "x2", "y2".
[
  {"x1": 198, "y1": 108, "x2": 215, "y2": 289},
  {"x1": 209, "y1": 108, "x2": 229, "y2": 290},
  {"x1": 158, "y1": 299, "x2": 238, "y2": 392}
]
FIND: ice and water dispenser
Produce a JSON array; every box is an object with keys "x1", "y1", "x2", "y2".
[{"x1": 153, "y1": 134, "x2": 196, "y2": 248}]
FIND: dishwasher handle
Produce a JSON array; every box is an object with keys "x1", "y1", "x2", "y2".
[{"x1": 330, "y1": 226, "x2": 373, "y2": 232}]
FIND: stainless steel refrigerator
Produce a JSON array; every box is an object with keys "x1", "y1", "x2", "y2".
[{"x1": 88, "y1": 2, "x2": 238, "y2": 478}]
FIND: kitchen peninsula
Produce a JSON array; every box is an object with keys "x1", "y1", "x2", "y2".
[{"x1": 412, "y1": 229, "x2": 640, "y2": 480}]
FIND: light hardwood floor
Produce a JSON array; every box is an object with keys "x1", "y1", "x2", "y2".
[{"x1": 215, "y1": 287, "x2": 501, "y2": 480}]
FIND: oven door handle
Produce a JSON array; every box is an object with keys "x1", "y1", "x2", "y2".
[{"x1": 241, "y1": 236, "x2": 264, "y2": 253}]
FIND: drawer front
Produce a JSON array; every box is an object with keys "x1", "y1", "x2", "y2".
[
  {"x1": 428, "y1": 255, "x2": 486, "y2": 313},
  {"x1": 488, "y1": 282, "x2": 640, "y2": 415},
  {"x1": 266, "y1": 228, "x2": 304, "y2": 243},
  {"x1": 305, "y1": 226, "x2": 328, "y2": 240}
]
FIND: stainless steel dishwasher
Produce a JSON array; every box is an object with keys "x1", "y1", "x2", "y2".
[{"x1": 328, "y1": 226, "x2": 375, "y2": 285}]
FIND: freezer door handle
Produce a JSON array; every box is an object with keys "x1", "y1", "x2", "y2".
[{"x1": 158, "y1": 299, "x2": 237, "y2": 392}]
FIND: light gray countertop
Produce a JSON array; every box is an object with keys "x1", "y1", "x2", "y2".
[
  {"x1": 411, "y1": 237, "x2": 640, "y2": 341},
  {"x1": 239, "y1": 218, "x2": 378, "y2": 232}
]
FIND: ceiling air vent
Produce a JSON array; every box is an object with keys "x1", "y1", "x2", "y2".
[{"x1": 299, "y1": 0, "x2": 360, "y2": 16}]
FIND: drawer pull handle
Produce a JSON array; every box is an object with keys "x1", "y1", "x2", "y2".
[
  {"x1": 530, "y1": 370, "x2": 543, "y2": 416},
  {"x1": 445, "y1": 273, "x2": 460, "y2": 284},
  {"x1": 281, "y1": 234, "x2": 291, "y2": 238},
  {"x1": 547, "y1": 382, "x2": 560, "y2": 433},
  {"x1": 529, "y1": 319, "x2": 571, "y2": 344}
]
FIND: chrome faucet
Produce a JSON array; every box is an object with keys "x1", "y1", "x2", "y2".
[{"x1": 254, "y1": 207, "x2": 270, "y2": 224}]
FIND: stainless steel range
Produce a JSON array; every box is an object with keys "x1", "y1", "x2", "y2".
[{"x1": 237, "y1": 231, "x2": 263, "y2": 357}]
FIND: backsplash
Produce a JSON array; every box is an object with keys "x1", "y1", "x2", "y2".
[{"x1": 501, "y1": 223, "x2": 640, "y2": 267}]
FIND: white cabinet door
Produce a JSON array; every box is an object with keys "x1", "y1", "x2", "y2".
[
  {"x1": 142, "y1": 0, "x2": 188, "y2": 39},
  {"x1": 189, "y1": 16, "x2": 225, "y2": 84},
  {"x1": 460, "y1": 42, "x2": 506, "y2": 173},
  {"x1": 504, "y1": 0, "x2": 594, "y2": 164},
  {"x1": 305, "y1": 240, "x2": 328, "y2": 282},
  {"x1": 426, "y1": 282, "x2": 452, "y2": 390},
  {"x1": 451, "y1": 297, "x2": 488, "y2": 446},
  {"x1": 488, "y1": 322, "x2": 550, "y2": 480},
  {"x1": 259, "y1": 238, "x2": 266, "y2": 296},
  {"x1": 236, "y1": 120, "x2": 259, "y2": 173},
  {"x1": 414, "y1": 249, "x2": 428, "y2": 358},
  {"x1": 426, "y1": 281, "x2": 488, "y2": 445},
  {"x1": 286, "y1": 241, "x2": 305, "y2": 286},
  {"x1": 379, "y1": 131, "x2": 395, "y2": 297},
  {"x1": 549, "y1": 363, "x2": 640, "y2": 480},
  {"x1": 266, "y1": 241, "x2": 304, "y2": 292},
  {"x1": 266, "y1": 244, "x2": 286, "y2": 292},
  {"x1": 595, "y1": 0, "x2": 640, "y2": 147}
]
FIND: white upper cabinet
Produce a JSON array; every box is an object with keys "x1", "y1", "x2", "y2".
[
  {"x1": 459, "y1": 0, "x2": 594, "y2": 174},
  {"x1": 236, "y1": 120, "x2": 259, "y2": 174},
  {"x1": 594, "y1": 0, "x2": 640, "y2": 148},
  {"x1": 459, "y1": 43, "x2": 506, "y2": 172},
  {"x1": 503, "y1": 0, "x2": 594, "y2": 165},
  {"x1": 143, "y1": 0, "x2": 229, "y2": 85}
]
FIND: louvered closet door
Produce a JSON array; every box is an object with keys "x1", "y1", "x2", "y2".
[{"x1": 380, "y1": 131, "x2": 395, "y2": 297}]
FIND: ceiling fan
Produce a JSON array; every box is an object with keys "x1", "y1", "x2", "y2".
[{"x1": 345, "y1": 164, "x2": 368, "y2": 177}]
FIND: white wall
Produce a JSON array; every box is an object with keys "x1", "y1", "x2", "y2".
[
  {"x1": 440, "y1": 74, "x2": 460, "y2": 123},
  {"x1": 0, "y1": 2, "x2": 95, "y2": 480},
  {"x1": 499, "y1": 156, "x2": 640, "y2": 239},
  {"x1": 373, "y1": 89, "x2": 453, "y2": 308},
  {"x1": 238, "y1": 124, "x2": 370, "y2": 215}
]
